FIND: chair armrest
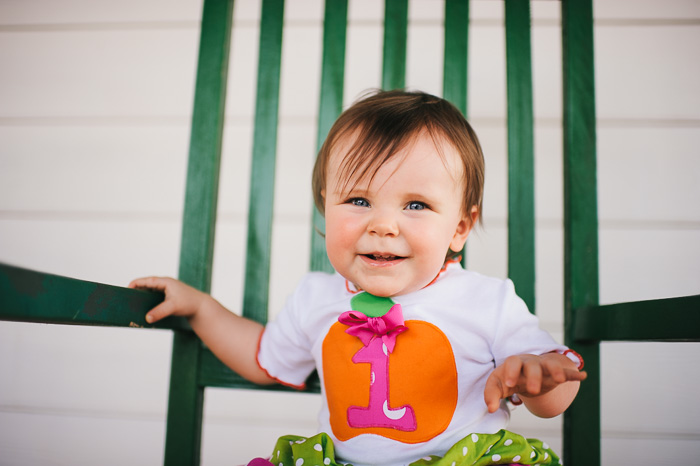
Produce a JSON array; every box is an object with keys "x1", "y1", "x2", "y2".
[
  {"x1": 572, "y1": 294, "x2": 700, "y2": 343},
  {"x1": 0, "y1": 262, "x2": 190, "y2": 331}
]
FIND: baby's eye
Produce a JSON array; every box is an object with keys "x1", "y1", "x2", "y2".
[
  {"x1": 348, "y1": 198, "x2": 370, "y2": 208},
  {"x1": 406, "y1": 201, "x2": 427, "y2": 211}
]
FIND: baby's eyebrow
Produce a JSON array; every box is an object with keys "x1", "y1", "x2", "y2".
[{"x1": 334, "y1": 184, "x2": 371, "y2": 198}]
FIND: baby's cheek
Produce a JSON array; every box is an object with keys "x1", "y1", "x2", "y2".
[
  {"x1": 325, "y1": 228, "x2": 351, "y2": 270},
  {"x1": 326, "y1": 214, "x2": 362, "y2": 261},
  {"x1": 411, "y1": 241, "x2": 452, "y2": 283}
]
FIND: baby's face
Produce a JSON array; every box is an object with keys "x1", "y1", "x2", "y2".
[{"x1": 323, "y1": 131, "x2": 476, "y2": 297}]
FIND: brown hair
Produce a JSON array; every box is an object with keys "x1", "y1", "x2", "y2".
[{"x1": 312, "y1": 89, "x2": 485, "y2": 225}]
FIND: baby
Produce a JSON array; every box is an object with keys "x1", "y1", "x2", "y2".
[{"x1": 131, "y1": 90, "x2": 586, "y2": 466}]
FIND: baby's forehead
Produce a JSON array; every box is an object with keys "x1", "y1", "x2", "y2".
[{"x1": 326, "y1": 129, "x2": 465, "y2": 191}]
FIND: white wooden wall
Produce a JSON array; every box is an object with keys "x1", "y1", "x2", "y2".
[{"x1": 1, "y1": 1, "x2": 699, "y2": 464}]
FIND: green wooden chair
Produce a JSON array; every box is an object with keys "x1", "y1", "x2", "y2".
[{"x1": 1, "y1": 1, "x2": 698, "y2": 465}]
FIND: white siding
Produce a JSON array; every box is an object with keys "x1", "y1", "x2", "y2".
[{"x1": 0, "y1": 1, "x2": 698, "y2": 464}]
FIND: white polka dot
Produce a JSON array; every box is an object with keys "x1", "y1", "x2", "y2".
[
  {"x1": 296, "y1": 459, "x2": 304, "y2": 466},
  {"x1": 543, "y1": 442, "x2": 550, "y2": 449},
  {"x1": 314, "y1": 444, "x2": 323, "y2": 452},
  {"x1": 422, "y1": 458, "x2": 432, "y2": 461},
  {"x1": 504, "y1": 439, "x2": 513, "y2": 446},
  {"x1": 471, "y1": 433, "x2": 479, "y2": 442},
  {"x1": 463, "y1": 446, "x2": 468, "y2": 456},
  {"x1": 279, "y1": 463, "x2": 283, "y2": 466},
  {"x1": 531, "y1": 451, "x2": 536, "y2": 458},
  {"x1": 492, "y1": 454, "x2": 501, "y2": 462},
  {"x1": 296, "y1": 439, "x2": 306, "y2": 444},
  {"x1": 452, "y1": 462, "x2": 456, "y2": 466},
  {"x1": 545, "y1": 453, "x2": 549, "y2": 460},
  {"x1": 513, "y1": 456, "x2": 521, "y2": 462},
  {"x1": 324, "y1": 459, "x2": 331, "y2": 465}
]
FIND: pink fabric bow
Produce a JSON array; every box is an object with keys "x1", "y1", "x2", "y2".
[{"x1": 338, "y1": 304, "x2": 407, "y2": 353}]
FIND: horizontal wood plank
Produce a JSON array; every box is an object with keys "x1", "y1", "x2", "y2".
[
  {"x1": 0, "y1": 263, "x2": 189, "y2": 331},
  {"x1": 198, "y1": 347, "x2": 321, "y2": 393},
  {"x1": 573, "y1": 294, "x2": 700, "y2": 342}
]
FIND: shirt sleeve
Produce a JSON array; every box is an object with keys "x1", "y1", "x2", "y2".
[
  {"x1": 490, "y1": 279, "x2": 567, "y2": 367},
  {"x1": 257, "y1": 278, "x2": 317, "y2": 389}
]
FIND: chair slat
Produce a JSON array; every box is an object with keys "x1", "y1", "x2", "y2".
[
  {"x1": 311, "y1": 0, "x2": 348, "y2": 273},
  {"x1": 505, "y1": 0, "x2": 536, "y2": 314},
  {"x1": 165, "y1": 1, "x2": 234, "y2": 464},
  {"x1": 178, "y1": 0, "x2": 232, "y2": 294},
  {"x1": 443, "y1": 0, "x2": 470, "y2": 267},
  {"x1": 443, "y1": 0, "x2": 469, "y2": 117},
  {"x1": 382, "y1": 0, "x2": 409, "y2": 90},
  {"x1": 167, "y1": 332, "x2": 206, "y2": 465},
  {"x1": 243, "y1": 0, "x2": 286, "y2": 325},
  {"x1": 561, "y1": 0, "x2": 600, "y2": 464}
]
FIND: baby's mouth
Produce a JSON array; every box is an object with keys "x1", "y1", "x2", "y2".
[{"x1": 362, "y1": 253, "x2": 404, "y2": 262}]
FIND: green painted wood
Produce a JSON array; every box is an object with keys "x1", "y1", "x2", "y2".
[
  {"x1": 167, "y1": 331, "x2": 206, "y2": 465},
  {"x1": 443, "y1": 0, "x2": 470, "y2": 268},
  {"x1": 563, "y1": 338, "x2": 599, "y2": 466},
  {"x1": 165, "y1": 0, "x2": 234, "y2": 464},
  {"x1": 443, "y1": 0, "x2": 469, "y2": 117},
  {"x1": 505, "y1": 0, "x2": 536, "y2": 314},
  {"x1": 561, "y1": 0, "x2": 600, "y2": 464},
  {"x1": 178, "y1": 0, "x2": 233, "y2": 294},
  {"x1": 243, "y1": 0, "x2": 285, "y2": 325},
  {"x1": 198, "y1": 347, "x2": 322, "y2": 392},
  {"x1": 311, "y1": 0, "x2": 348, "y2": 273},
  {"x1": 382, "y1": 0, "x2": 408, "y2": 91},
  {"x1": 573, "y1": 295, "x2": 700, "y2": 342},
  {"x1": 0, "y1": 263, "x2": 188, "y2": 331}
]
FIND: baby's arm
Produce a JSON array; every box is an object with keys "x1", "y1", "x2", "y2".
[
  {"x1": 129, "y1": 277, "x2": 276, "y2": 386},
  {"x1": 483, "y1": 352, "x2": 587, "y2": 418}
]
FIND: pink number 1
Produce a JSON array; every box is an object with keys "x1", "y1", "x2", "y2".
[{"x1": 347, "y1": 338, "x2": 417, "y2": 431}]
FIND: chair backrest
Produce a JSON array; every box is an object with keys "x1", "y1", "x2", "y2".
[{"x1": 164, "y1": 0, "x2": 595, "y2": 464}]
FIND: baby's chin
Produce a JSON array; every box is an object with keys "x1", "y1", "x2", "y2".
[{"x1": 350, "y1": 279, "x2": 429, "y2": 298}]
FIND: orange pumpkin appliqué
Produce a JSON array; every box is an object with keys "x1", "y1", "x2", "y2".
[{"x1": 322, "y1": 319, "x2": 458, "y2": 443}]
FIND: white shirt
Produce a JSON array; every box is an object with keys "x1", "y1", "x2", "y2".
[{"x1": 258, "y1": 262, "x2": 566, "y2": 466}]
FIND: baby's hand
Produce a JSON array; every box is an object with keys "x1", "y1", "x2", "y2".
[
  {"x1": 129, "y1": 276, "x2": 207, "y2": 324},
  {"x1": 483, "y1": 352, "x2": 587, "y2": 414}
]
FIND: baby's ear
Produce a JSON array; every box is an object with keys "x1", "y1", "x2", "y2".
[{"x1": 449, "y1": 206, "x2": 478, "y2": 252}]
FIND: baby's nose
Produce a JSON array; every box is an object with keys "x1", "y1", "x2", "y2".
[{"x1": 367, "y1": 211, "x2": 399, "y2": 237}]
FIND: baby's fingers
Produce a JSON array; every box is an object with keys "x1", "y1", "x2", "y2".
[
  {"x1": 541, "y1": 357, "x2": 568, "y2": 384},
  {"x1": 501, "y1": 355, "x2": 525, "y2": 388},
  {"x1": 541, "y1": 354, "x2": 588, "y2": 384},
  {"x1": 144, "y1": 300, "x2": 176, "y2": 324},
  {"x1": 563, "y1": 368, "x2": 588, "y2": 382},
  {"x1": 483, "y1": 373, "x2": 507, "y2": 413},
  {"x1": 129, "y1": 276, "x2": 170, "y2": 291}
]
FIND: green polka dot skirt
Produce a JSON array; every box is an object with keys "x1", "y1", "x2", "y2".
[{"x1": 266, "y1": 429, "x2": 561, "y2": 466}]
